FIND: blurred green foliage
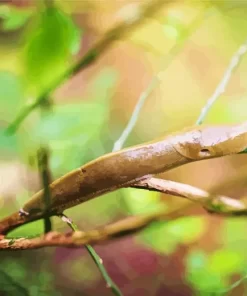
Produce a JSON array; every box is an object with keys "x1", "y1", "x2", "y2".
[
  {"x1": 22, "y1": 5, "x2": 81, "y2": 96},
  {"x1": 0, "y1": 269, "x2": 29, "y2": 296},
  {"x1": 185, "y1": 248, "x2": 246, "y2": 294},
  {"x1": 0, "y1": 4, "x2": 32, "y2": 32},
  {"x1": 122, "y1": 188, "x2": 164, "y2": 215},
  {"x1": 0, "y1": 259, "x2": 60, "y2": 296},
  {"x1": 138, "y1": 216, "x2": 207, "y2": 255}
]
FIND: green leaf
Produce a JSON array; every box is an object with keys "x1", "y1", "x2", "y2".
[
  {"x1": 186, "y1": 249, "x2": 208, "y2": 271},
  {"x1": 122, "y1": 188, "x2": 164, "y2": 215},
  {"x1": 6, "y1": 219, "x2": 44, "y2": 237},
  {"x1": 0, "y1": 5, "x2": 32, "y2": 31},
  {"x1": 185, "y1": 249, "x2": 228, "y2": 294},
  {"x1": 220, "y1": 219, "x2": 247, "y2": 260},
  {"x1": 0, "y1": 269, "x2": 29, "y2": 296},
  {"x1": 22, "y1": 6, "x2": 81, "y2": 94},
  {"x1": 207, "y1": 249, "x2": 245, "y2": 276},
  {"x1": 138, "y1": 216, "x2": 207, "y2": 254},
  {"x1": 185, "y1": 248, "x2": 246, "y2": 295},
  {"x1": 166, "y1": 216, "x2": 207, "y2": 244}
]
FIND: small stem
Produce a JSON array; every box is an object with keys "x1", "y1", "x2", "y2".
[
  {"x1": 37, "y1": 147, "x2": 52, "y2": 233},
  {"x1": 59, "y1": 214, "x2": 123, "y2": 296},
  {"x1": 196, "y1": 39, "x2": 247, "y2": 125},
  {"x1": 112, "y1": 77, "x2": 159, "y2": 152}
]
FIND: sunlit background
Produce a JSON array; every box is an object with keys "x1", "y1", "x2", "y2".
[{"x1": 1, "y1": 0, "x2": 247, "y2": 295}]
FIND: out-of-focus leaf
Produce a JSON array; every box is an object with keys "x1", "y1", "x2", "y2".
[
  {"x1": 185, "y1": 249, "x2": 227, "y2": 293},
  {"x1": 138, "y1": 216, "x2": 207, "y2": 254},
  {"x1": 0, "y1": 260, "x2": 59, "y2": 296},
  {"x1": 0, "y1": 259, "x2": 27, "y2": 282},
  {"x1": 7, "y1": 219, "x2": 44, "y2": 237},
  {"x1": 186, "y1": 249, "x2": 208, "y2": 271},
  {"x1": 122, "y1": 188, "x2": 164, "y2": 215},
  {"x1": 0, "y1": 269, "x2": 29, "y2": 296},
  {"x1": 207, "y1": 249, "x2": 244, "y2": 276},
  {"x1": 0, "y1": 5, "x2": 32, "y2": 31},
  {"x1": 185, "y1": 248, "x2": 246, "y2": 294},
  {"x1": 221, "y1": 219, "x2": 247, "y2": 256},
  {"x1": 22, "y1": 6, "x2": 81, "y2": 95}
]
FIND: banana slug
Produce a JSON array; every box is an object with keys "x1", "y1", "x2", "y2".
[
  {"x1": 21, "y1": 121, "x2": 247, "y2": 215},
  {"x1": 1, "y1": 122, "x2": 247, "y2": 234}
]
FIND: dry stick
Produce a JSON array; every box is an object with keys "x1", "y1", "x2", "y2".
[
  {"x1": 60, "y1": 214, "x2": 122, "y2": 296},
  {"x1": 131, "y1": 178, "x2": 247, "y2": 214},
  {"x1": 3, "y1": 178, "x2": 247, "y2": 250},
  {"x1": 6, "y1": 0, "x2": 174, "y2": 134},
  {"x1": 0, "y1": 210, "x2": 166, "y2": 250},
  {"x1": 112, "y1": 10, "x2": 207, "y2": 152},
  {"x1": 196, "y1": 39, "x2": 247, "y2": 125}
]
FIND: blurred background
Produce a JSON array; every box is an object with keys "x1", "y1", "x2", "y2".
[{"x1": 1, "y1": 0, "x2": 247, "y2": 295}]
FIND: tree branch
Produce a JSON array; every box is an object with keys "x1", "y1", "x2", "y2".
[
  {"x1": 2, "y1": 177, "x2": 247, "y2": 250},
  {"x1": 131, "y1": 178, "x2": 247, "y2": 214}
]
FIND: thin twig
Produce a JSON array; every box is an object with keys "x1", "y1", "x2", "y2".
[
  {"x1": 6, "y1": 0, "x2": 174, "y2": 134},
  {"x1": 196, "y1": 39, "x2": 247, "y2": 125},
  {"x1": 59, "y1": 214, "x2": 123, "y2": 296},
  {"x1": 112, "y1": 10, "x2": 207, "y2": 152},
  {"x1": 37, "y1": 147, "x2": 52, "y2": 233},
  {"x1": 132, "y1": 178, "x2": 247, "y2": 214},
  {"x1": 0, "y1": 209, "x2": 166, "y2": 250},
  {"x1": 112, "y1": 77, "x2": 159, "y2": 152}
]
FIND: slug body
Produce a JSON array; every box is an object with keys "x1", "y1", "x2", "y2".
[{"x1": 21, "y1": 122, "x2": 247, "y2": 218}]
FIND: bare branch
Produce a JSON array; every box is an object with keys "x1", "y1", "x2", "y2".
[
  {"x1": 0, "y1": 210, "x2": 166, "y2": 250},
  {"x1": 2, "y1": 177, "x2": 247, "y2": 250},
  {"x1": 132, "y1": 178, "x2": 247, "y2": 214},
  {"x1": 196, "y1": 39, "x2": 247, "y2": 125}
]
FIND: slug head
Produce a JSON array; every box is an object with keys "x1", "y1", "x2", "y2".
[{"x1": 173, "y1": 124, "x2": 247, "y2": 160}]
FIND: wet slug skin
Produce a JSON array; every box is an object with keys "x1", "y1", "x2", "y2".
[{"x1": 19, "y1": 122, "x2": 247, "y2": 219}]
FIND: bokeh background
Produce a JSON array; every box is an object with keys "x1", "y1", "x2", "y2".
[{"x1": 1, "y1": 0, "x2": 247, "y2": 295}]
